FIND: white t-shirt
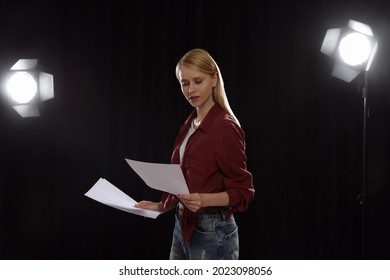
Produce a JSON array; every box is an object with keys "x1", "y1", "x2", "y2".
[{"x1": 179, "y1": 123, "x2": 196, "y2": 163}]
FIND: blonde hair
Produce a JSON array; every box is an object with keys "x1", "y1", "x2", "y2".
[{"x1": 175, "y1": 49, "x2": 240, "y2": 126}]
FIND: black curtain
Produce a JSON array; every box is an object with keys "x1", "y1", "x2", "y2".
[{"x1": 0, "y1": 0, "x2": 389, "y2": 259}]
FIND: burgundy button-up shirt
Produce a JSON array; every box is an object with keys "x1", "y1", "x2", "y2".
[{"x1": 161, "y1": 103, "x2": 254, "y2": 244}]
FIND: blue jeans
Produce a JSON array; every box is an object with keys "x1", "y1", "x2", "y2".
[{"x1": 169, "y1": 209, "x2": 239, "y2": 260}]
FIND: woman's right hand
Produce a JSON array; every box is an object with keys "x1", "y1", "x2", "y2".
[{"x1": 134, "y1": 200, "x2": 161, "y2": 211}]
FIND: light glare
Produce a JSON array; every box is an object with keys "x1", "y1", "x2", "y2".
[
  {"x1": 7, "y1": 72, "x2": 37, "y2": 104},
  {"x1": 339, "y1": 33, "x2": 372, "y2": 66}
]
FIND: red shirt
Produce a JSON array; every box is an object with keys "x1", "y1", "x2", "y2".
[{"x1": 161, "y1": 103, "x2": 254, "y2": 244}]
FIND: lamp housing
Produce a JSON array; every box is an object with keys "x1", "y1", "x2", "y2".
[
  {"x1": 5, "y1": 59, "x2": 54, "y2": 117},
  {"x1": 321, "y1": 19, "x2": 377, "y2": 82}
]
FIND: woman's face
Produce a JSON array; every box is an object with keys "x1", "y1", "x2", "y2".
[{"x1": 178, "y1": 65, "x2": 217, "y2": 110}]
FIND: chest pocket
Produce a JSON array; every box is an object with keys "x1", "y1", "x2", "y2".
[
  {"x1": 182, "y1": 156, "x2": 219, "y2": 180},
  {"x1": 183, "y1": 157, "x2": 207, "y2": 174}
]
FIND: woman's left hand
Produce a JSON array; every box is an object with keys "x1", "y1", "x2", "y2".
[
  {"x1": 177, "y1": 193, "x2": 203, "y2": 213},
  {"x1": 177, "y1": 192, "x2": 229, "y2": 213}
]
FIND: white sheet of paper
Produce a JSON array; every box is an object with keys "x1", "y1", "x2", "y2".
[
  {"x1": 125, "y1": 158, "x2": 189, "y2": 195},
  {"x1": 85, "y1": 178, "x2": 160, "y2": 219}
]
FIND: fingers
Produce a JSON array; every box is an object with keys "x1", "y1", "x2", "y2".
[
  {"x1": 177, "y1": 193, "x2": 201, "y2": 201},
  {"x1": 134, "y1": 200, "x2": 160, "y2": 211},
  {"x1": 177, "y1": 193, "x2": 203, "y2": 212}
]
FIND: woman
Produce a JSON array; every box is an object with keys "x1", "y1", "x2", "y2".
[{"x1": 135, "y1": 49, "x2": 254, "y2": 260}]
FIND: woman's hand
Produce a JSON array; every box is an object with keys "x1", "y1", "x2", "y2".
[
  {"x1": 134, "y1": 200, "x2": 161, "y2": 211},
  {"x1": 177, "y1": 192, "x2": 230, "y2": 213},
  {"x1": 177, "y1": 193, "x2": 203, "y2": 212}
]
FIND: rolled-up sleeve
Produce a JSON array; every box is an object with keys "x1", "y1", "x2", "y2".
[{"x1": 215, "y1": 121, "x2": 255, "y2": 212}]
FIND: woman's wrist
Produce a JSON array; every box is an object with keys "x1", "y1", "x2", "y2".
[
  {"x1": 158, "y1": 200, "x2": 178, "y2": 213},
  {"x1": 199, "y1": 192, "x2": 229, "y2": 208}
]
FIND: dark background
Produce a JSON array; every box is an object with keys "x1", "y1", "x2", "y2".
[{"x1": 0, "y1": 0, "x2": 389, "y2": 260}]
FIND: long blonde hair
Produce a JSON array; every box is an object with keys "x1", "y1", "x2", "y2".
[{"x1": 175, "y1": 49, "x2": 240, "y2": 126}]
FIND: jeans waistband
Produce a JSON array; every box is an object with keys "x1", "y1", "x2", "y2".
[{"x1": 177, "y1": 203, "x2": 229, "y2": 220}]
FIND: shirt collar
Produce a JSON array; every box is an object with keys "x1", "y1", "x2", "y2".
[{"x1": 186, "y1": 103, "x2": 223, "y2": 133}]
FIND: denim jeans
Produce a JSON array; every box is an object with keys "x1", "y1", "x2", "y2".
[{"x1": 169, "y1": 209, "x2": 239, "y2": 260}]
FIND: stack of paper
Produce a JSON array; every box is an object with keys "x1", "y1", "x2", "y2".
[
  {"x1": 85, "y1": 178, "x2": 161, "y2": 219},
  {"x1": 84, "y1": 158, "x2": 189, "y2": 218}
]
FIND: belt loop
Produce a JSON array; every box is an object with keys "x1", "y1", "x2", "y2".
[{"x1": 219, "y1": 209, "x2": 227, "y2": 220}]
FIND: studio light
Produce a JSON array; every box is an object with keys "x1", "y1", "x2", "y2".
[
  {"x1": 4, "y1": 59, "x2": 54, "y2": 118},
  {"x1": 321, "y1": 19, "x2": 378, "y2": 259},
  {"x1": 7, "y1": 72, "x2": 38, "y2": 104},
  {"x1": 321, "y1": 19, "x2": 378, "y2": 82}
]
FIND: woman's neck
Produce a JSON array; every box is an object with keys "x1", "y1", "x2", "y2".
[{"x1": 196, "y1": 100, "x2": 215, "y2": 124}]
